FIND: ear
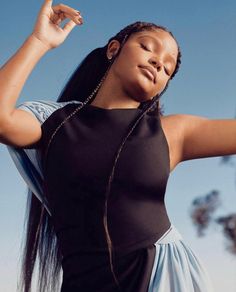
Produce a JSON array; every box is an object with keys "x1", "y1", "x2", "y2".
[{"x1": 106, "y1": 40, "x2": 121, "y2": 59}]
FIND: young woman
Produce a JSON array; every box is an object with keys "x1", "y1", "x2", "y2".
[{"x1": 0, "y1": 0, "x2": 235, "y2": 291}]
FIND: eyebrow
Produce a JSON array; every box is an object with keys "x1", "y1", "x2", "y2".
[{"x1": 137, "y1": 35, "x2": 177, "y2": 66}]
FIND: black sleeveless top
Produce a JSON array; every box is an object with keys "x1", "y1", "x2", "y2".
[{"x1": 39, "y1": 102, "x2": 171, "y2": 292}]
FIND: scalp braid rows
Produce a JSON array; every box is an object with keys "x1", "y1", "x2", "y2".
[
  {"x1": 98, "y1": 22, "x2": 182, "y2": 290},
  {"x1": 42, "y1": 21, "x2": 182, "y2": 291}
]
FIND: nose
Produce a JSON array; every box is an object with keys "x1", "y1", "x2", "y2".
[{"x1": 149, "y1": 58, "x2": 163, "y2": 72}]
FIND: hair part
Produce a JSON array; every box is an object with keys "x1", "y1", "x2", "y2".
[{"x1": 19, "y1": 21, "x2": 182, "y2": 292}]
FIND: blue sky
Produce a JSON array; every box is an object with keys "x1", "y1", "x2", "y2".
[{"x1": 0, "y1": 0, "x2": 236, "y2": 291}]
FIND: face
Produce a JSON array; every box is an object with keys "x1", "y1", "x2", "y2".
[{"x1": 107, "y1": 29, "x2": 179, "y2": 103}]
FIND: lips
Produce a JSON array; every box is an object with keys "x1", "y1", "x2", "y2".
[{"x1": 139, "y1": 65, "x2": 156, "y2": 83}]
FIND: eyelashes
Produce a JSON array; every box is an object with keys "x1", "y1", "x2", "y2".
[
  {"x1": 140, "y1": 43, "x2": 171, "y2": 76},
  {"x1": 140, "y1": 43, "x2": 150, "y2": 51}
]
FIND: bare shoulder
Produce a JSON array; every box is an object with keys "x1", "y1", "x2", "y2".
[{"x1": 159, "y1": 113, "x2": 208, "y2": 172}]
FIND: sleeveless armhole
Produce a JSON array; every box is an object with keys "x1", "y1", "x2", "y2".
[{"x1": 6, "y1": 99, "x2": 83, "y2": 215}]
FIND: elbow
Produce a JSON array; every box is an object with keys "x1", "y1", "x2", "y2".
[
  {"x1": 0, "y1": 119, "x2": 6, "y2": 137},
  {"x1": 0, "y1": 116, "x2": 12, "y2": 141}
]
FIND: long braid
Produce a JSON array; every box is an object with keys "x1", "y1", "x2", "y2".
[
  {"x1": 102, "y1": 82, "x2": 170, "y2": 290},
  {"x1": 43, "y1": 21, "x2": 181, "y2": 291}
]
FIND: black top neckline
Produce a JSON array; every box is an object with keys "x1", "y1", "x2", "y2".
[{"x1": 86, "y1": 103, "x2": 143, "y2": 112}]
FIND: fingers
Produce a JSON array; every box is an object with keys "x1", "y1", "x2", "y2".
[
  {"x1": 63, "y1": 19, "x2": 77, "y2": 35},
  {"x1": 53, "y1": 12, "x2": 65, "y2": 25},
  {"x1": 52, "y1": 4, "x2": 83, "y2": 25},
  {"x1": 64, "y1": 12, "x2": 83, "y2": 25},
  {"x1": 53, "y1": 12, "x2": 83, "y2": 26},
  {"x1": 52, "y1": 3, "x2": 82, "y2": 18},
  {"x1": 40, "y1": 0, "x2": 53, "y2": 14}
]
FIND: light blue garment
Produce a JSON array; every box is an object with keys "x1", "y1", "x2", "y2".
[
  {"x1": 6, "y1": 99, "x2": 214, "y2": 291},
  {"x1": 148, "y1": 224, "x2": 214, "y2": 292},
  {"x1": 6, "y1": 99, "x2": 83, "y2": 216}
]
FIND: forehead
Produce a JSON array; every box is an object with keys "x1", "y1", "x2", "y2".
[{"x1": 131, "y1": 29, "x2": 178, "y2": 59}]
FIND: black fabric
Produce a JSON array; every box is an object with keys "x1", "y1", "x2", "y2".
[{"x1": 40, "y1": 103, "x2": 171, "y2": 291}]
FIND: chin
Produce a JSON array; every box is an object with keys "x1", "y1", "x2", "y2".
[
  {"x1": 131, "y1": 93, "x2": 155, "y2": 105},
  {"x1": 121, "y1": 72, "x2": 156, "y2": 101},
  {"x1": 130, "y1": 77, "x2": 150, "y2": 92}
]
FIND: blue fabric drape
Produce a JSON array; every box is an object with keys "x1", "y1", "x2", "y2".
[{"x1": 6, "y1": 99, "x2": 82, "y2": 216}]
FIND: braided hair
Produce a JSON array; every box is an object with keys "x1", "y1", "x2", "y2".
[
  {"x1": 20, "y1": 21, "x2": 182, "y2": 292},
  {"x1": 57, "y1": 20, "x2": 182, "y2": 290}
]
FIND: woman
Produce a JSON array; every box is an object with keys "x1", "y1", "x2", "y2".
[{"x1": 1, "y1": 0, "x2": 235, "y2": 291}]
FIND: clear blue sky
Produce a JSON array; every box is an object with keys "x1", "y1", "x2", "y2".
[{"x1": 0, "y1": 0, "x2": 236, "y2": 291}]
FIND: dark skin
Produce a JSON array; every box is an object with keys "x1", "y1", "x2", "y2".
[
  {"x1": 91, "y1": 30, "x2": 236, "y2": 174},
  {"x1": 0, "y1": 1, "x2": 235, "y2": 176},
  {"x1": 91, "y1": 29, "x2": 179, "y2": 109}
]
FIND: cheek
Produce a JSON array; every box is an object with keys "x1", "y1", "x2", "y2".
[
  {"x1": 112, "y1": 57, "x2": 138, "y2": 84},
  {"x1": 116, "y1": 50, "x2": 138, "y2": 72},
  {"x1": 156, "y1": 79, "x2": 169, "y2": 96},
  {"x1": 114, "y1": 46, "x2": 142, "y2": 73},
  {"x1": 159, "y1": 78, "x2": 168, "y2": 91},
  {"x1": 148, "y1": 77, "x2": 168, "y2": 98}
]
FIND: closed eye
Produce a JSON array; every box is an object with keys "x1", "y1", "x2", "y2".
[
  {"x1": 164, "y1": 68, "x2": 171, "y2": 76},
  {"x1": 140, "y1": 43, "x2": 171, "y2": 76},
  {"x1": 140, "y1": 43, "x2": 150, "y2": 51}
]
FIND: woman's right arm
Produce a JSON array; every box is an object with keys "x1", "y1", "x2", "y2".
[
  {"x1": 0, "y1": 35, "x2": 50, "y2": 147},
  {"x1": 0, "y1": 0, "x2": 83, "y2": 147}
]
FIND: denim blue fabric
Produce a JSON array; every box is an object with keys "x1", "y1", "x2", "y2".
[
  {"x1": 6, "y1": 99, "x2": 82, "y2": 216},
  {"x1": 148, "y1": 224, "x2": 214, "y2": 292}
]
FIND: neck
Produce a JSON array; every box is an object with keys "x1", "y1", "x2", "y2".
[{"x1": 90, "y1": 72, "x2": 141, "y2": 110}]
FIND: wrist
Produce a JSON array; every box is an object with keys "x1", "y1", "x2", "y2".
[{"x1": 27, "y1": 33, "x2": 52, "y2": 52}]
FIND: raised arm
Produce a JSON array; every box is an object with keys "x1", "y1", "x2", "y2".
[
  {"x1": 180, "y1": 114, "x2": 236, "y2": 161},
  {"x1": 0, "y1": 35, "x2": 50, "y2": 147},
  {"x1": 160, "y1": 114, "x2": 236, "y2": 172},
  {"x1": 0, "y1": 0, "x2": 83, "y2": 147}
]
